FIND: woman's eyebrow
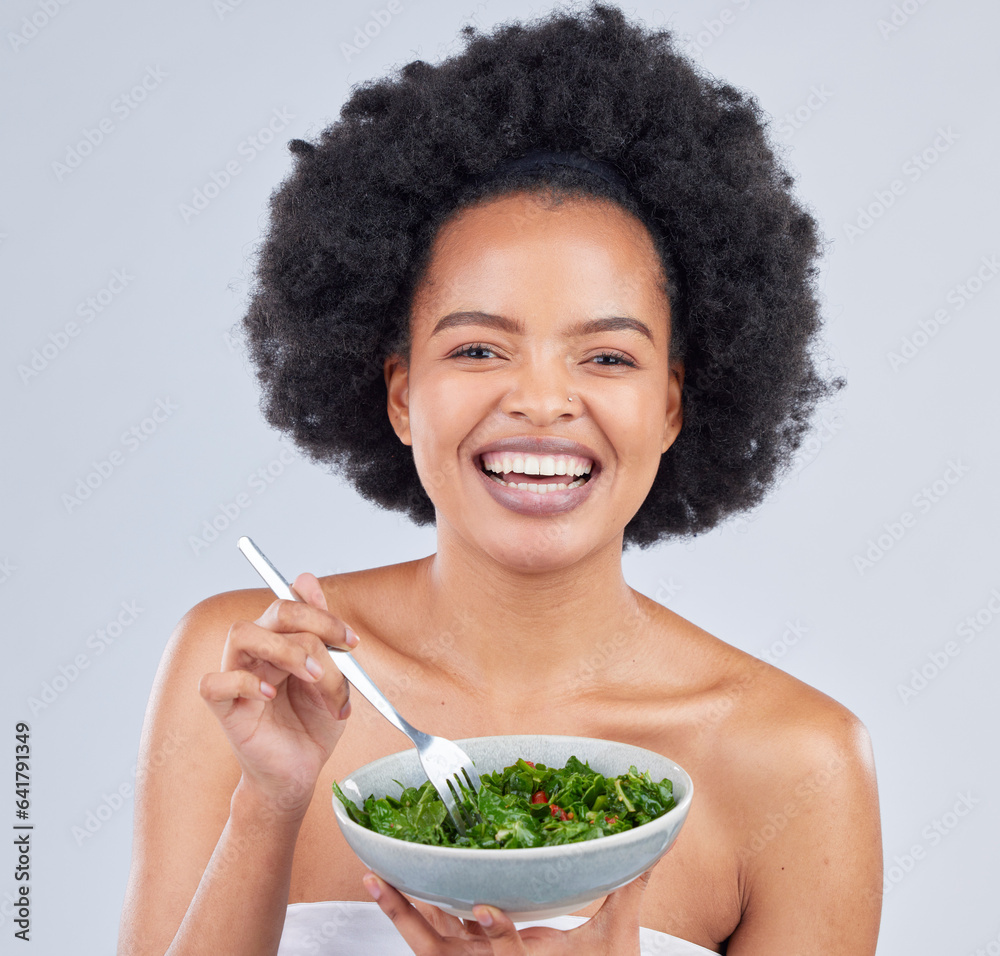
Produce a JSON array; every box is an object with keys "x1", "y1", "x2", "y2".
[{"x1": 430, "y1": 310, "x2": 654, "y2": 342}]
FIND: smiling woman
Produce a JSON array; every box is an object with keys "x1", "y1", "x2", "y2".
[
  {"x1": 384, "y1": 192, "x2": 683, "y2": 556},
  {"x1": 118, "y1": 4, "x2": 881, "y2": 956}
]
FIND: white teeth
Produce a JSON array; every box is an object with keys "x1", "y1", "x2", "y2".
[
  {"x1": 480, "y1": 452, "x2": 595, "y2": 478},
  {"x1": 484, "y1": 473, "x2": 587, "y2": 492}
]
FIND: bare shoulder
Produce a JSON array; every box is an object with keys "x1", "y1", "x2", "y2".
[
  {"x1": 120, "y1": 570, "x2": 412, "y2": 953},
  {"x1": 159, "y1": 555, "x2": 419, "y2": 688},
  {"x1": 637, "y1": 593, "x2": 875, "y2": 783},
  {"x1": 722, "y1": 656, "x2": 882, "y2": 951},
  {"x1": 119, "y1": 586, "x2": 281, "y2": 953},
  {"x1": 142, "y1": 586, "x2": 278, "y2": 745},
  {"x1": 164, "y1": 587, "x2": 275, "y2": 667},
  {"x1": 133, "y1": 585, "x2": 282, "y2": 823},
  {"x1": 724, "y1": 643, "x2": 876, "y2": 806},
  {"x1": 160, "y1": 556, "x2": 403, "y2": 670},
  {"x1": 639, "y1": 598, "x2": 882, "y2": 952}
]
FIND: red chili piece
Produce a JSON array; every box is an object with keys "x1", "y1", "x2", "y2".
[
  {"x1": 531, "y1": 791, "x2": 548, "y2": 804},
  {"x1": 550, "y1": 805, "x2": 569, "y2": 821}
]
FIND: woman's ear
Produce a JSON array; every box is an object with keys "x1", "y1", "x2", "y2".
[
  {"x1": 384, "y1": 353, "x2": 412, "y2": 446},
  {"x1": 661, "y1": 359, "x2": 684, "y2": 454}
]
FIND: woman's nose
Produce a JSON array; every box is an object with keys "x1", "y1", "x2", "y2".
[{"x1": 497, "y1": 356, "x2": 580, "y2": 424}]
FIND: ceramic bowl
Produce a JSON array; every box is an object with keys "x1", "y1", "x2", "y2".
[{"x1": 332, "y1": 734, "x2": 693, "y2": 921}]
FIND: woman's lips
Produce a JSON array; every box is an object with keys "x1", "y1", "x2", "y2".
[{"x1": 473, "y1": 458, "x2": 598, "y2": 516}]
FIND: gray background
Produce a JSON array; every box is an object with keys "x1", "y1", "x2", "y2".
[{"x1": 2, "y1": 0, "x2": 998, "y2": 951}]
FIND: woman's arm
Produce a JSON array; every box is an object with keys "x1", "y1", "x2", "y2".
[
  {"x1": 138, "y1": 780, "x2": 306, "y2": 956},
  {"x1": 118, "y1": 577, "x2": 353, "y2": 955},
  {"x1": 725, "y1": 707, "x2": 882, "y2": 954}
]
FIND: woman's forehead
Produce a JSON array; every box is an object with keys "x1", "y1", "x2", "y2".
[{"x1": 411, "y1": 191, "x2": 670, "y2": 323}]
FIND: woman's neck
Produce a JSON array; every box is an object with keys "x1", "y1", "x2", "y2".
[{"x1": 409, "y1": 528, "x2": 652, "y2": 703}]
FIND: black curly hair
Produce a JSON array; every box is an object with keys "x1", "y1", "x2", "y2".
[{"x1": 242, "y1": 2, "x2": 841, "y2": 549}]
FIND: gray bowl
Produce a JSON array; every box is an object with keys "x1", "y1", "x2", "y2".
[{"x1": 332, "y1": 734, "x2": 693, "y2": 921}]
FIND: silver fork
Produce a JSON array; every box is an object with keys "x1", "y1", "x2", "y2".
[{"x1": 237, "y1": 536, "x2": 482, "y2": 835}]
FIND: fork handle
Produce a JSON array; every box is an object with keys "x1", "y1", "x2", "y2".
[
  {"x1": 237, "y1": 536, "x2": 422, "y2": 743},
  {"x1": 320, "y1": 647, "x2": 423, "y2": 742}
]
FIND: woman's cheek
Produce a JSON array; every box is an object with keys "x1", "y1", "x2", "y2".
[{"x1": 405, "y1": 379, "x2": 466, "y2": 501}]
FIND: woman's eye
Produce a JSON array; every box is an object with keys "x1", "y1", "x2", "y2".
[
  {"x1": 451, "y1": 343, "x2": 496, "y2": 359},
  {"x1": 449, "y1": 345, "x2": 635, "y2": 366},
  {"x1": 592, "y1": 351, "x2": 636, "y2": 367}
]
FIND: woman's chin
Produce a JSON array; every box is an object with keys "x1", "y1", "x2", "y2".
[{"x1": 469, "y1": 522, "x2": 616, "y2": 576}]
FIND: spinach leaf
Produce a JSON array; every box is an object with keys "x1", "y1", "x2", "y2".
[{"x1": 334, "y1": 756, "x2": 677, "y2": 849}]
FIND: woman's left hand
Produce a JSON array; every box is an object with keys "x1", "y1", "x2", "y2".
[{"x1": 362, "y1": 868, "x2": 653, "y2": 955}]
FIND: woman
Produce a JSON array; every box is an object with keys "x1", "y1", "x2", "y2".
[{"x1": 118, "y1": 5, "x2": 881, "y2": 954}]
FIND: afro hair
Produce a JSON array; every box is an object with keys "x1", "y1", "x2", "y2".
[{"x1": 242, "y1": 2, "x2": 842, "y2": 549}]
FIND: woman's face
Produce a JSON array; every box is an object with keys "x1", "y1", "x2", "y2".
[{"x1": 385, "y1": 190, "x2": 683, "y2": 571}]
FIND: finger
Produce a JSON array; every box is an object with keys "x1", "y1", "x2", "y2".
[
  {"x1": 363, "y1": 874, "x2": 455, "y2": 955},
  {"x1": 411, "y1": 898, "x2": 476, "y2": 940},
  {"x1": 222, "y1": 619, "x2": 329, "y2": 687},
  {"x1": 222, "y1": 619, "x2": 353, "y2": 723},
  {"x1": 256, "y1": 597, "x2": 360, "y2": 651},
  {"x1": 588, "y1": 868, "x2": 654, "y2": 941},
  {"x1": 285, "y1": 658, "x2": 352, "y2": 723},
  {"x1": 199, "y1": 669, "x2": 275, "y2": 714},
  {"x1": 291, "y1": 572, "x2": 328, "y2": 610},
  {"x1": 471, "y1": 905, "x2": 529, "y2": 954}
]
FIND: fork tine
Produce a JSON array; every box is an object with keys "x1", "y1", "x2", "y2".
[
  {"x1": 445, "y1": 778, "x2": 469, "y2": 829},
  {"x1": 459, "y1": 765, "x2": 481, "y2": 793},
  {"x1": 447, "y1": 769, "x2": 483, "y2": 830},
  {"x1": 446, "y1": 775, "x2": 478, "y2": 829},
  {"x1": 437, "y1": 775, "x2": 470, "y2": 835},
  {"x1": 454, "y1": 759, "x2": 478, "y2": 789}
]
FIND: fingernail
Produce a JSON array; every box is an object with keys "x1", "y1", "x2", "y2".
[
  {"x1": 260, "y1": 681, "x2": 276, "y2": 698},
  {"x1": 363, "y1": 875, "x2": 381, "y2": 901},
  {"x1": 337, "y1": 700, "x2": 352, "y2": 720},
  {"x1": 474, "y1": 906, "x2": 493, "y2": 927},
  {"x1": 305, "y1": 656, "x2": 323, "y2": 679},
  {"x1": 345, "y1": 627, "x2": 360, "y2": 648}
]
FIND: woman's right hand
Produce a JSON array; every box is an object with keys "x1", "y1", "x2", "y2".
[{"x1": 198, "y1": 572, "x2": 356, "y2": 817}]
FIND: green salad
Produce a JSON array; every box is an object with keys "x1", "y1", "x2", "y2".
[{"x1": 333, "y1": 755, "x2": 676, "y2": 848}]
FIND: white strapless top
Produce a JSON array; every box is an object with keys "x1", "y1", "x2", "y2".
[{"x1": 277, "y1": 901, "x2": 716, "y2": 954}]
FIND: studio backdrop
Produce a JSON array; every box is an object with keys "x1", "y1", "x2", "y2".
[{"x1": 2, "y1": 0, "x2": 998, "y2": 952}]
